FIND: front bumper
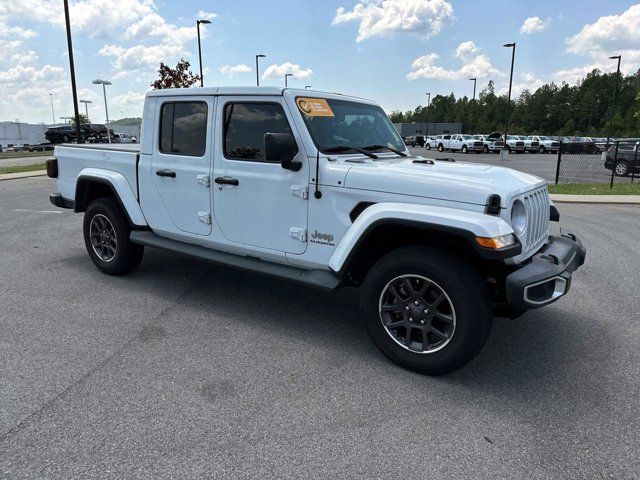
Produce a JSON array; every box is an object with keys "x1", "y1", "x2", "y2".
[{"x1": 505, "y1": 233, "x2": 586, "y2": 310}]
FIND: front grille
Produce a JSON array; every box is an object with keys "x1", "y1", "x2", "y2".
[
  {"x1": 516, "y1": 141, "x2": 524, "y2": 147},
  {"x1": 551, "y1": 142, "x2": 559, "y2": 148},
  {"x1": 473, "y1": 141, "x2": 483, "y2": 148},
  {"x1": 521, "y1": 187, "x2": 550, "y2": 256},
  {"x1": 531, "y1": 142, "x2": 539, "y2": 147}
]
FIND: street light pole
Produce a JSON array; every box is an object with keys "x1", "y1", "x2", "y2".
[
  {"x1": 425, "y1": 92, "x2": 431, "y2": 135},
  {"x1": 255, "y1": 54, "x2": 266, "y2": 86},
  {"x1": 93, "y1": 79, "x2": 112, "y2": 143},
  {"x1": 284, "y1": 73, "x2": 293, "y2": 87},
  {"x1": 79, "y1": 99, "x2": 92, "y2": 122},
  {"x1": 49, "y1": 93, "x2": 56, "y2": 125},
  {"x1": 501, "y1": 42, "x2": 516, "y2": 161},
  {"x1": 63, "y1": 0, "x2": 82, "y2": 143},
  {"x1": 196, "y1": 19, "x2": 211, "y2": 87},
  {"x1": 607, "y1": 55, "x2": 622, "y2": 145},
  {"x1": 469, "y1": 78, "x2": 477, "y2": 133}
]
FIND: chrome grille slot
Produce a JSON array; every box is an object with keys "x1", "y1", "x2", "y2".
[{"x1": 513, "y1": 186, "x2": 550, "y2": 260}]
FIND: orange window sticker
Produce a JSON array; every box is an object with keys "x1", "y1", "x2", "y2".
[{"x1": 296, "y1": 98, "x2": 334, "y2": 117}]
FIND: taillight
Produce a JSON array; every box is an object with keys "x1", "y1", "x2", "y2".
[{"x1": 46, "y1": 158, "x2": 58, "y2": 178}]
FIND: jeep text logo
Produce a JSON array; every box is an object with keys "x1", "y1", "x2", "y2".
[{"x1": 310, "y1": 230, "x2": 334, "y2": 245}]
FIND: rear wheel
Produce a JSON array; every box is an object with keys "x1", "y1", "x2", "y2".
[
  {"x1": 83, "y1": 197, "x2": 144, "y2": 275},
  {"x1": 361, "y1": 246, "x2": 493, "y2": 375},
  {"x1": 425, "y1": 143, "x2": 431, "y2": 150},
  {"x1": 438, "y1": 144, "x2": 444, "y2": 152},
  {"x1": 615, "y1": 160, "x2": 630, "y2": 176}
]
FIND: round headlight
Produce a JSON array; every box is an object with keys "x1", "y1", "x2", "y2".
[{"x1": 511, "y1": 199, "x2": 527, "y2": 236}]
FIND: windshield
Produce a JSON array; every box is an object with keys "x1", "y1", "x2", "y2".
[
  {"x1": 461, "y1": 135, "x2": 473, "y2": 140},
  {"x1": 296, "y1": 97, "x2": 405, "y2": 155},
  {"x1": 538, "y1": 136, "x2": 550, "y2": 141}
]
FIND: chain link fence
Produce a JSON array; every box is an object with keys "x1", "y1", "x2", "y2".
[{"x1": 555, "y1": 140, "x2": 640, "y2": 190}]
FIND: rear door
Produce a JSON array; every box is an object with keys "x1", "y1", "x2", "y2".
[{"x1": 150, "y1": 96, "x2": 213, "y2": 236}]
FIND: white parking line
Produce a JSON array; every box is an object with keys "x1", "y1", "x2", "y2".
[{"x1": 13, "y1": 209, "x2": 61, "y2": 214}]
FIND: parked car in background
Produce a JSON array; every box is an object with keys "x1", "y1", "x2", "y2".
[
  {"x1": 525, "y1": 136, "x2": 559, "y2": 154},
  {"x1": 523, "y1": 136, "x2": 540, "y2": 153},
  {"x1": 405, "y1": 135, "x2": 425, "y2": 147},
  {"x1": 603, "y1": 142, "x2": 640, "y2": 176},
  {"x1": 436, "y1": 134, "x2": 483, "y2": 153},
  {"x1": 505, "y1": 135, "x2": 525, "y2": 153},
  {"x1": 423, "y1": 135, "x2": 437, "y2": 150},
  {"x1": 475, "y1": 132, "x2": 505, "y2": 153},
  {"x1": 113, "y1": 133, "x2": 137, "y2": 143}
]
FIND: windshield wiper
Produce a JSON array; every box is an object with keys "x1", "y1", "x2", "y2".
[
  {"x1": 322, "y1": 145, "x2": 378, "y2": 159},
  {"x1": 362, "y1": 144, "x2": 407, "y2": 157}
]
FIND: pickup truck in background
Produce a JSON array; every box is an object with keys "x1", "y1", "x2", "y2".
[
  {"x1": 505, "y1": 135, "x2": 526, "y2": 153},
  {"x1": 525, "y1": 135, "x2": 560, "y2": 154},
  {"x1": 436, "y1": 134, "x2": 484, "y2": 153},
  {"x1": 472, "y1": 133, "x2": 505, "y2": 153},
  {"x1": 47, "y1": 86, "x2": 585, "y2": 375}
]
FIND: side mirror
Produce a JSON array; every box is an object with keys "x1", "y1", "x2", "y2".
[{"x1": 264, "y1": 132, "x2": 301, "y2": 171}]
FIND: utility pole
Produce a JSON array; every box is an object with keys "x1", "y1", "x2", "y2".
[
  {"x1": 196, "y1": 19, "x2": 211, "y2": 87},
  {"x1": 49, "y1": 93, "x2": 56, "y2": 125},
  {"x1": 425, "y1": 92, "x2": 431, "y2": 135},
  {"x1": 607, "y1": 55, "x2": 622, "y2": 145},
  {"x1": 501, "y1": 43, "x2": 516, "y2": 161},
  {"x1": 469, "y1": 78, "x2": 477, "y2": 133},
  {"x1": 63, "y1": 0, "x2": 82, "y2": 143},
  {"x1": 255, "y1": 54, "x2": 266, "y2": 86}
]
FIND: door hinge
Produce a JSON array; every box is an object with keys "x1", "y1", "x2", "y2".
[
  {"x1": 197, "y1": 175, "x2": 211, "y2": 187},
  {"x1": 290, "y1": 185, "x2": 308, "y2": 200},
  {"x1": 198, "y1": 212, "x2": 212, "y2": 225},
  {"x1": 289, "y1": 227, "x2": 307, "y2": 242}
]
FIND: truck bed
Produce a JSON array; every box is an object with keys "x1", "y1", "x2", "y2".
[{"x1": 54, "y1": 143, "x2": 140, "y2": 202}]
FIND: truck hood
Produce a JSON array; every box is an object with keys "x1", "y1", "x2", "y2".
[{"x1": 343, "y1": 157, "x2": 546, "y2": 206}]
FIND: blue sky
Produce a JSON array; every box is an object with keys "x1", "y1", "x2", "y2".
[{"x1": 1, "y1": 0, "x2": 639, "y2": 124}]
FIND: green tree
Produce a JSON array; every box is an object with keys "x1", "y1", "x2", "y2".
[{"x1": 151, "y1": 59, "x2": 201, "y2": 89}]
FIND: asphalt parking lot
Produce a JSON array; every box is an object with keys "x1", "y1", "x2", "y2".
[{"x1": 1, "y1": 177, "x2": 639, "y2": 478}]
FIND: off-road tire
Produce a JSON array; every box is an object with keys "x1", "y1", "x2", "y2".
[
  {"x1": 361, "y1": 246, "x2": 493, "y2": 375},
  {"x1": 83, "y1": 197, "x2": 144, "y2": 275}
]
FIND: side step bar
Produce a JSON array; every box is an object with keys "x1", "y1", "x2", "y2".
[{"x1": 130, "y1": 230, "x2": 341, "y2": 291}]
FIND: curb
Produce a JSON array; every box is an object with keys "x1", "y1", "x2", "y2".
[
  {"x1": 0, "y1": 170, "x2": 47, "y2": 181},
  {"x1": 550, "y1": 194, "x2": 640, "y2": 205}
]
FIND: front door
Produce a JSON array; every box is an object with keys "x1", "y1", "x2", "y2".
[
  {"x1": 213, "y1": 97, "x2": 308, "y2": 254},
  {"x1": 151, "y1": 97, "x2": 213, "y2": 236}
]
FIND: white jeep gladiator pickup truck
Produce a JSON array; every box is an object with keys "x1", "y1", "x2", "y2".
[{"x1": 48, "y1": 87, "x2": 585, "y2": 375}]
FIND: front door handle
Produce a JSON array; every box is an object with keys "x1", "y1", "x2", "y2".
[
  {"x1": 214, "y1": 176, "x2": 239, "y2": 186},
  {"x1": 156, "y1": 169, "x2": 176, "y2": 178}
]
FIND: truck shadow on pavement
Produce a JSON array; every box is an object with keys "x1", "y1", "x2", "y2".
[{"x1": 130, "y1": 249, "x2": 603, "y2": 398}]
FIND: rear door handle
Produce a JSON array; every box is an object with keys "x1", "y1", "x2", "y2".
[
  {"x1": 214, "y1": 176, "x2": 239, "y2": 186},
  {"x1": 156, "y1": 169, "x2": 176, "y2": 178}
]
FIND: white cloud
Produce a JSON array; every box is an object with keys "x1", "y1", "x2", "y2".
[
  {"x1": 407, "y1": 41, "x2": 503, "y2": 81},
  {"x1": 197, "y1": 10, "x2": 218, "y2": 21},
  {"x1": 0, "y1": 64, "x2": 66, "y2": 85},
  {"x1": 564, "y1": 4, "x2": 640, "y2": 76},
  {"x1": 498, "y1": 72, "x2": 546, "y2": 96},
  {"x1": 332, "y1": 0, "x2": 454, "y2": 42},
  {"x1": 262, "y1": 62, "x2": 313, "y2": 80},
  {"x1": 219, "y1": 64, "x2": 252, "y2": 77},
  {"x1": 520, "y1": 16, "x2": 550, "y2": 34}
]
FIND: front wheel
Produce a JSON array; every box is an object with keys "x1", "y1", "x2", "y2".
[
  {"x1": 425, "y1": 143, "x2": 431, "y2": 150},
  {"x1": 437, "y1": 144, "x2": 444, "y2": 152},
  {"x1": 461, "y1": 145, "x2": 468, "y2": 153},
  {"x1": 83, "y1": 197, "x2": 144, "y2": 275},
  {"x1": 483, "y1": 145, "x2": 489, "y2": 153},
  {"x1": 539, "y1": 145, "x2": 546, "y2": 154},
  {"x1": 361, "y1": 246, "x2": 493, "y2": 375}
]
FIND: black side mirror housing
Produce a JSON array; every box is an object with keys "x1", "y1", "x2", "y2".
[{"x1": 264, "y1": 132, "x2": 301, "y2": 171}]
